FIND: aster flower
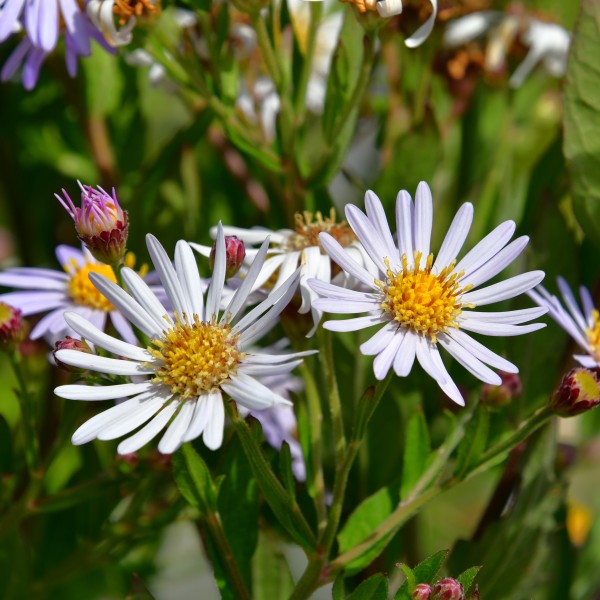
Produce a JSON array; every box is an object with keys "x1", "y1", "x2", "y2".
[
  {"x1": 309, "y1": 182, "x2": 547, "y2": 405},
  {"x1": 190, "y1": 209, "x2": 377, "y2": 336},
  {"x1": 53, "y1": 229, "x2": 313, "y2": 454},
  {"x1": 529, "y1": 279, "x2": 600, "y2": 369},
  {"x1": 56, "y1": 182, "x2": 129, "y2": 265},
  {"x1": 0, "y1": 245, "x2": 144, "y2": 344}
]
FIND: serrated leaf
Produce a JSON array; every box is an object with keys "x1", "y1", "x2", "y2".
[
  {"x1": 564, "y1": 0, "x2": 600, "y2": 246},
  {"x1": 454, "y1": 406, "x2": 489, "y2": 479},
  {"x1": 347, "y1": 574, "x2": 388, "y2": 600},
  {"x1": 401, "y1": 410, "x2": 431, "y2": 498},
  {"x1": 393, "y1": 550, "x2": 449, "y2": 599},
  {"x1": 172, "y1": 444, "x2": 218, "y2": 515},
  {"x1": 456, "y1": 566, "x2": 481, "y2": 594}
]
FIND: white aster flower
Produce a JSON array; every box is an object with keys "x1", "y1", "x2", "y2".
[
  {"x1": 529, "y1": 279, "x2": 600, "y2": 369},
  {"x1": 309, "y1": 182, "x2": 547, "y2": 405},
  {"x1": 54, "y1": 228, "x2": 313, "y2": 454},
  {"x1": 191, "y1": 210, "x2": 377, "y2": 336}
]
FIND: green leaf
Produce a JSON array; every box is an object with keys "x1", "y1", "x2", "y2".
[
  {"x1": 346, "y1": 574, "x2": 388, "y2": 600},
  {"x1": 279, "y1": 441, "x2": 297, "y2": 503},
  {"x1": 172, "y1": 444, "x2": 218, "y2": 515},
  {"x1": 83, "y1": 44, "x2": 124, "y2": 118},
  {"x1": 453, "y1": 406, "x2": 490, "y2": 479},
  {"x1": 401, "y1": 410, "x2": 431, "y2": 498},
  {"x1": 0, "y1": 416, "x2": 12, "y2": 473},
  {"x1": 393, "y1": 550, "x2": 449, "y2": 600},
  {"x1": 252, "y1": 530, "x2": 295, "y2": 600},
  {"x1": 563, "y1": 0, "x2": 600, "y2": 246},
  {"x1": 456, "y1": 566, "x2": 481, "y2": 594}
]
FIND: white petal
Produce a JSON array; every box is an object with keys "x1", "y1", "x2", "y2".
[
  {"x1": 222, "y1": 372, "x2": 292, "y2": 410},
  {"x1": 309, "y1": 279, "x2": 379, "y2": 302},
  {"x1": 557, "y1": 277, "x2": 588, "y2": 332},
  {"x1": 580, "y1": 286, "x2": 595, "y2": 323},
  {"x1": 205, "y1": 223, "x2": 226, "y2": 320},
  {"x1": 393, "y1": 330, "x2": 417, "y2": 376},
  {"x1": 413, "y1": 181, "x2": 433, "y2": 263},
  {"x1": 238, "y1": 359, "x2": 302, "y2": 376},
  {"x1": 202, "y1": 393, "x2": 225, "y2": 450},
  {"x1": 319, "y1": 232, "x2": 378, "y2": 288},
  {"x1": 175, "y1": 241, "x2": 205, "y2": 319},
  {"x1": 360, "y1": 321, "x2": 398, "y2": 355},
  {"x1": 459, "y1": 319, "x2": 546, "y2": 336},
  {"x1": 438, "y1": 336, "x2": 501, "y2": 385},
  {"x1": 574, "y1": 354, "x2": 600, "y2": 368},
  {"x1": 345, "y1": 205, "x2": 391, "y2": 272},
  {"x1": 373, "y1": 329, "x2": 406, "y2": 380},
  {"x1": 415, "y1": 335, "x2": 446, "y2": 384},
  {"x1": 275, "y1": 251, "x2": 301, "y2": 291},
  {"x1": 433, "y1": 203, "x2": 473, "y2": 271},
  {"x1": 447, "y1": 329, "x2": 518, "y2": 373},
  {"x1": 117, "y1": 402, "x2": 180, "y2": 454},
  {"x1": 323, "y1": 314, "x2": 384, "y2": 332},
  {"x1": 461, "y1": 271, "x2": 545, "y2": 306},
  {"x1": 98, "y1": 394, "x2": 169, "y2": 440},
  {"x1": 405, "y1": 0, "x2": 437, "y2": 48},
  {"x1": 182, "y1": 392, "x2": 214, "y2": 442},
  {"x1": 395, "y1": 190, "x2": 414, "y2": 267},
  {"x1": 55, "y1": 349, "x2": 154, "y2": 376},
  {"x1": 428, "y1": 345, "x2": 466, "y2": 406},
  {"x1": 299, "y1": 247, "x2": 320, "y2": 314},
  {"x1": 364, "y1": 190, "x2": 398, "y2": 264},
  {"x1": 313, "y1": 298, "x2": 381, "y2": 314},
  {"x1": 55, "y1": 381, "x2": 154, "y2": 401},
  {"x1": 464, "y1": 306, "x2": 547, "y2": 324},
  {"x1": 158, "y1": 401, "x2": 196, "y2": 453},
  {"x1": 244, "y1": 350, "x2": 318, "y2": 364}
]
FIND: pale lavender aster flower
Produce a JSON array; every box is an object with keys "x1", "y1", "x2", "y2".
[
  {"x1": 53, "y1": 229, "x2": 313, "y2": 454},
  {"x1": 529, "y1": 280, "x2": 600, "y2": 369},
  {"x1": 309, "y1": 182, "x2": 547, "y2": 406},
  {"x1": 0, "y1": 245, "x2": 142, "y2": 344}
]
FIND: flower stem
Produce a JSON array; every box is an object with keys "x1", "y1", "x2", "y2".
[{"x1": 252, "y1": 12, "x2": 282, "y2": 88}]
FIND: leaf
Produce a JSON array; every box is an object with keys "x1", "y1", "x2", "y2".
[
  {"x1": 172, "y1": 444, "x2": 218, "y2": 515},
  {"x1": 401, "y1": 410, "x2": 431, "y2": 498},
  {"x1": 0, "y1": 416, "x2": 12, "y2": 473},
  {"x1": 393, "y1": 550, "x2": 449, "y2": 600},
  {"x1": 83, "y1": 44, "x2": 124, "y2": 118},
  {"x1": 453, "y1": 406, "x2": 490, "y2": 479},
  {"x1": 346, "y1": 574, "x2": 389, "y2": 600},
  {"x1": 563, "y1": 0, "x2": 600, "y2": 246},
  {"x1": 279, "y1": 441, "x2": 297, "y2": 503},
  {"x1": 252, "y1": 530, "x2": 295, "y2": 600},
  {"x1": 456, "y1": 566, "x2": 481, "y2": 594}
]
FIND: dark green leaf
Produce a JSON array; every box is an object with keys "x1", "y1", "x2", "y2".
[
  {"x1": 252, "y1": 530, "x2": 295, "y2": 599},
  {"x1": 172, "y1": 443, "x2": 218, "y2": 515},
  {"x1": 401, "y1": 410, "x2": 431, "y2": 498},
  {"x1": 456, "y1": 566, "x2": 481, "y2": 594},
  {"x1": 393, "y1": 550, "x2": 449, "y2": 600},
  {"x1": 279, "y1": 441, "x2": 297, "y2": 503},
  {"x1": 346, "y1": 574, "x2": 388, "y2": 600},
  {"x1": 454, "y1": 406, "x2": 490, "y2": 479}
]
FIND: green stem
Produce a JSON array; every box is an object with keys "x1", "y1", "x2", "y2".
[
  {"x1": 252, "y1": 12, "x2": 282, "y2": 87},
  {"x1": 299, "y1": 363, "x2": 327, "y2": 535},
  {"x1": 8, "y1": 351, "x2": 39, "y2": 472}
]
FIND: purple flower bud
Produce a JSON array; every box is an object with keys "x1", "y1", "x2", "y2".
[
  {"x1": 552, "y1": 368, "x2": 600, "y2": 417},
  {"x1": 0, "y1": 302, "x2": 26, "y2": 352},
  {"x1": 431, "y1": 578, "x2": 464, "y2": 600},
  {"x1": 56, "y1": 183, "x2": 128, "y2": 265},
  {"x1": 413, "y1": 583, "x2": 433, "y2": 599},
  {"x1": 481, "y1": 371, "x2": 522, "y2": 408},
  {"x1": 53, "y1": 336, "x2": 92, "y2": 372},
  {"x1": 210, "y1": 236, "x2": 246, "y2": 279}
]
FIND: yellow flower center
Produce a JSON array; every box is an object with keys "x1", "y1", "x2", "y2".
[
  {"x1": 65, "y1": 260, "x2": 117, "y2": 312},
  {"x1": 148, "y1": 316, "x2": 242, "y2": 399},
  {"x1": 286, "y1": 209, "x2": 357, "y2": 253},
  {"x1": 379, "y1": 252, "x2": 473, "y2": 342},
  {"x1": 586, "y1": 310, "x2": 600, "y2": 360}
]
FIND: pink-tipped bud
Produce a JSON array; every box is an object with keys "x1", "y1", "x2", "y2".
[
  {"x1": 53, "y1": 336, "x2": 92, "y2": 372},
  {"x1": 413, "y1": 583, "x2": 433, "y2": 599},
  {"x1": 552, "y1": 368, "x2": 600, "y2": 417},
  {"x1": 210, "y1": 236, "x2": 246, "y2": 279},
  {"x1": 0, "y1": 302, "x2": 26, "y2": 352},
  {"x1": 56, "y1": 183, "x2": 128, "y2": 265},
  {"x1": 481, "y1": 371, "x2": 522, "y2": 408},
  {"x1": 431, "y1": 578, "x2": 464, "y2": 600}
]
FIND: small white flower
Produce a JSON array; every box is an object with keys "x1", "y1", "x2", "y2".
[
  {"x1": 191, "y1": 210, "x2": 377, "y2": 336},
  {"x1": 529, "y1": 279, "x2": 600, "y2": 369},
  {"x1": 54, "y1": 228, "x2": 313, "y2": 454},
  {"x1": 309, "y1": 182, "x2": 547, "y2": 405}
]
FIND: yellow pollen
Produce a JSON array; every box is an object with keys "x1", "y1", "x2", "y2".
[
  {"x1": 113, "y1": 0, "x2": 159, "y2": 26},
  {"x1": 148, "y1": 315, "x2": 242, "y2": 399},
  {"x1": 286, "y1": 208, "x2": 356, "y2": 253},
  {"x1": 378, "y1": 252, "x2": 473, "y2": 342},
  {"x1": 65, "y1": 260, "x2": 117, "y2": 311},
  {"x1": 586, "y1": 310, "x2": 600, "y2": 360}
]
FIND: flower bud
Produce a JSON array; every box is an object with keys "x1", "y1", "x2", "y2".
[
  {"x1": 431, "y1": 578, "x2": 464, "y2": 600},
  {"x1": 210, "y1": 236, "x2": 246, "y2": 279},
  {"x1": 481, "y1": 371, "x2": 522, "y2": 408},
  {"x1": 0, "y1": 302, "x2": 26, "y2": 352},
  {"x1": 53, "y1": 336, "x2": 92, "y2": 372},
  {"x1": 552, "y1": 368, "x2": 600, "y2": 417},
  {"x1": 413, "y1": 583, "x2": 433, "y2": 599},
  {"x1": 56, "y1": 183, "x2": 129, "y2": 265}
]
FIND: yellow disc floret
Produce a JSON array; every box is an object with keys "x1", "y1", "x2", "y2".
[
  {"x1": 148, "y1": 315, "x2": 242, "y2": 399},
  {"x1": 65, "y1": 259, "x2": 117, "y2": 311},
  {"x1": 287, "y1": 209, "x2": 357, "y2": 253},
  {"x1": 586, "y1": 310, "x2": 600, "y2": 360},
  {"x1": 379, "y1": 252, "x2": 473, "y2": 342}
]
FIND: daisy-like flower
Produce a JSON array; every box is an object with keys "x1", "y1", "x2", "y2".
[
  {"x1": 529, "y1": 279, "x2": 600, "y2": 369},
  {"x1": 309, "y1": 182, "x2": 547, "y2": 405},
  {"x1": 53, "y1": 229, "x2": 312, "y2": 454},
  {"x1": 191, "y1": 209, "x2": 377, "y2": 336},
  {"x1": 0, "y1": 245, "x2": 144, "y2": 344}
]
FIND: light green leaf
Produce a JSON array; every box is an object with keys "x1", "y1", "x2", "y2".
[
  {"x1": 252, "y1": 530, "x2": 294, "y2": 600},
  {"x1": 401, "y1": 410, "x2": 431, "y2": 498},
  {"x1": 454, "y1": 406, "x2": 490, "y2": 479},
  {"x1": 456, "y1": 566, "x2": 481, "y2": 594},
  {"x1": 393, "y1": 550, "x2": 449, "y2": 600},
  {"x1": 346, "y1": 574, "x2": 388, "y2": 600},
  {"x1": 172, "y1": 443, "x2": 218, "y2": 515}
]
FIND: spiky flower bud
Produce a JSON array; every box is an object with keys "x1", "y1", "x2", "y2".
[
  {"x1": 552, "y1": 368, "x2": 600, "y2": 417},
  {"x1": 413, "y1": 583, "x2": 433, "y2": 599},
  {"x1": 0, "y1": 302, "x2": 26, "y2": 352},
  {"x1": 481, "y1": 371, "x2": 522, "y2": 408},
  {"x1": 56, "y1": 182, "x2": 128, "y2": 265},
  {"x1": 431, "y1": 578, "x2": 464, "y2": 600},
  {"x1": 210, "y1": 236, "x2": 246, "y2": 279},
  {"x1": 53, "y1": 336, "x2": 92, "y2": 372}
]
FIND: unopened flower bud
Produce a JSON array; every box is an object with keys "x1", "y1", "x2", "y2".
[
  {"x1": 210, "y1": 236, "x2": 246, "y2": 279},
  {"x1": 0, "y1": 302, "x2": 26, "y2": 352},
  {"x1": 413, "y1": 583, "x2": 433, "y2": 599},
  {"x1": 53, "y1": 336, "x2": 92, "y2": 372},
  {"x1": 56, "y1": 182, "x2": 129, "y2": 265},
  {"x1": 552, "y1": 368, "x2": 600, "y2": 417},
  {"x1": 431, "y1": 578, "x2": 464, "y2": 600},
  {"x1": 481, "y1": 371, "x2": 522, "y2": 408}
]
